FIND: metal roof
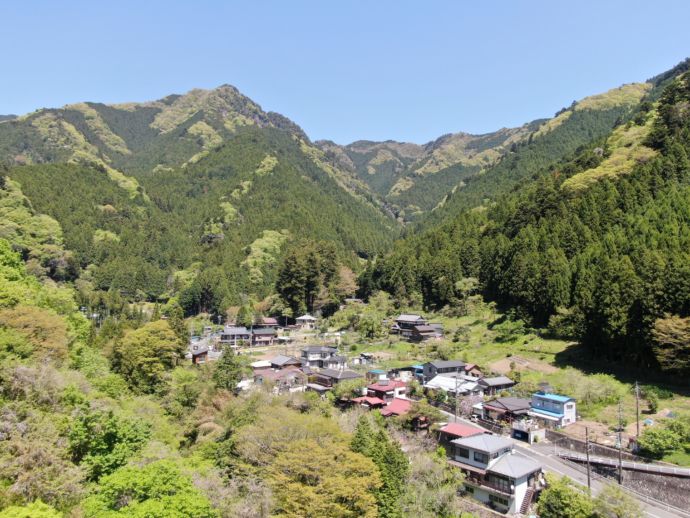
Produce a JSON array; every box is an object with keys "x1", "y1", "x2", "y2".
[
  {"x1": 451, "y1": 434, "x2": 514, "y2": 454},
  {"x1": 533, "y1": 392, "x2": 575, "y2": 403},
  {"x1": 489, "y1": 453, "x2": 542, "y2": 479}
]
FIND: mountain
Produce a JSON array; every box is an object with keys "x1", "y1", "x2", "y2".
[
  {"x1": 364, "y1": 62, "x2": 690, "y2": 378},
  {"x1": 317, "y1": 125, "x2": 536, "y2": 220},
  {"x1": 0, "y1": 86, "x2": 398, "y2": 312},
  {"x1": 0, "y1": 115, "x2": 16, "y2": 122}
]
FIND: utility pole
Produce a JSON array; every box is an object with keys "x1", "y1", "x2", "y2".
[
  {"x1": 454, "y1": 375, "x2": 459, "y2": 423},
  {"x1": 618, "y1": 399, "x2": 623, "y2": 485},
  {"x1": 585, "y1": 427, "x2": 591, "y2": 492},
  {"x1": 635, "y1": 381, "x2": 640, "y2": 439}
]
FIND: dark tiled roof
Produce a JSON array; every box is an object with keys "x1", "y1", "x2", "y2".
[
  {"x1": 317, "y1": 369, "x2": 362, "y2": 380},
  {"x1": 428, "y1": 360, "x2": 466, "y2": 369}
]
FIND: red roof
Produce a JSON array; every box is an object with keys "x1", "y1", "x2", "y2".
[
  {"x1": 439, "y1": 422, "x2": 484, "y2": 438},
  {"x1": 380, "y1": 397, "x2": 412, "y2": 417},
  {"x1": 367, "y1": 380, "x2": 406, "y2": 392},
  {"x1": 262, "y1": 317, "x2": 279, "y2": 325},
  {"x1": 352, "y1": 396, "x2": 386, "y2": 406}
]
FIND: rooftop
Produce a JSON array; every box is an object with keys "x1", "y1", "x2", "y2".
[
  {"x1": 352, "y1": 396, "x2": 386, "y2": 406},
  {"x1": 489, "y1": 452, "x2": 542, "y2": 479},
  {"x1": 414, "y1": 325, "x2": 438, "y2": 333},
  {"x1": 479, "y1": 375, "x2": 515, "y2": 387},
  {"x1": 317, "y1": 369, "x2": 362, "y2": 380},
  {"x1": 252, "y1": 327, "x2": 277, "y2": 336},
  {"x1": 223, "y1": 326, "x2": 250, "y2": 334},
  {"x1": 484, "y1": 397, "x2": 531, "y2": 412},
  {"x1": 270, "y1": 354, "x2": 301, "y2": 366},
  {"x1": 368, "y1": 380, "x2": 406, "y2": 392},
  {"x1": 451, "y1": 434, "x2": 514, "y2": 454},
  {"x1": 439, "y1": 422, "x2": 484, "y2": 438},
  {"x1": 380, "y1": 397, "x2": 412, "y2": 417},
  {"x1": 427, "y1": 359, "x2": 466, "y2": 369},
  {"x1": 396, "y1": 314, "x2": 425, "y2": 322},
  {"x1": 533, "y1": 392, "x2": 575, "y2": 403},
  {"x1": 296, "y1": 314, "x2": 317, "y2": 321}
]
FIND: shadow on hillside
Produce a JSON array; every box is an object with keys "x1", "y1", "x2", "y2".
[{"x1": 553, "y1": 342, "x2": 690, "y2": 398}]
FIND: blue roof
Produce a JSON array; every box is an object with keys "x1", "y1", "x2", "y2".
[
  {"x1": 531, "y1": 407, "x2": 564, "y2": 418},
  {"x1": 533, "y1": 392, "x2": 574, "y2": 403},
  {"x1": 412, "y1": 364, "x2": 424, "y2": 370},
  {"x1": 369, "y1": 369, "x2": 386, "y2": 374}
]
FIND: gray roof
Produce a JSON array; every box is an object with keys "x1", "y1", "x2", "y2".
[
  {"x1": 396, "y1": 314, "x2": 426, "y2": 322},
  {"x1": 317, "y1": 369, "x2": 362, "y2": 380},
  {"x1": 485, "y1": 397, "x2": 531, "y2": 412},
  {"x1": 303, "y1": 345, "x2": 338, "y2": 353},
  {"x1": 296, "y1": 314, "x2": 317, "y2": 321},
  {"x1": 428, "y1": 359, "x2": 466, "y2": 369},
  {"x1": 451, "y1": 434, "x2": 514, "y2": 454},
  {"x1": 414, "y1": 325, "x2": 438, "y2": 333},
  {"x1": 270, "y1": 354, "x2": 300, "y2": 366},
  {"x1": 191, "y1": 344, "x2": 209, "y2": 356},
  {"x1": 252, "y1": 327, "x2": 277, "y2": 336},
  {"x1": 479, "y1": 376, "x2": 515, "y2": 387},
  {"x1": 489, "y1": 453, "x2": 542, "y2": 479},
  {"x1": 223, "y1": 326, "x2": 250, "y2": 335}
]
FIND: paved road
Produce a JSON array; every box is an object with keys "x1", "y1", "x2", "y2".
[{"x1": 438, "y1": 411, "x2": 687, "y2": 517}]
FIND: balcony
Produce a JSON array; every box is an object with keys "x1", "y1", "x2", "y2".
[
  {"x1": 512, "y1": 419, "x2": 540, "y2": 432},
  {"x1": 466, "y1": 475, "x2": 514, "y2": 496}
]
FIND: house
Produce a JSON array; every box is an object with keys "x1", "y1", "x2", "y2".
[
  {"x1": 367, "y1": 379, "x2": 407, "y2": 401},
  {"x1": 386, "y1": 364, "x2": 423, "y2": 382},
  {"x1": 438, "y1": 422, "x2": 485, "y2": 449},
  {"x1": 269, "y1": 354, "x2": 302, "y2": 369},
  {"x1": 424, "y1": 374, "x2": 483, "y2": 396},
  {"x1": 251, "y1": 327, "x2": 277, "y2": 346},
  {"x1": 351, "y1": 396, "x2": 386, "y2": 409},
  {"x1": 449, "y1": 435, "x2": 543, "y2": 514},
  {"x1": 253, "y1": 366, "x2": 307, "y2": 393},
  {"x1": 483, "y1": 397, "x2": 531, "y2": 423},
  {"x1": 310, "y1": 368, "x2": 362, "y2": 389},
  {"x1": 380, "y1": 397, "x2": 413, "y2": 417},
  {"x1": 478, "y1": 375, "x2": 516, "y2": 395},
  {"x1": 260, "y1": 317, "x2": 281, "y2": 328},
  {"x1": 391, "y1": 314, "x2": 428, "y2": 336},
  {"x1": 296, "y1": 314, "x2": 317, "y2": 330},
  {"x1": 219, "y1": 326, "x2": 251, "y2": 347},
  {"x1": 463, "y1": 363, "x2": 483, "y2": 377},
  {"x1": 301, "y1": 346, "x2": 346, "y2": 369},
  {"x1": 423, "y1": 360, "x2": 466, "y2": 381},
  {"x1": 511, "y1": 418, "x2": 546, "y2": 444},
  {"x1": 191, "y1": 344, "x2": 209, "y2": 364},
  {"x1": 350, "y1": 352, "x2": 374, "y2": 366},
  {"x1": 366, "y1": 369, "x2": 388, "y2": 382},
  {"x1": 409, "y1": 325, "x2": 442, "y2": 342},
  {"x1": 529, "y1": 392, "x2": 577, "y2": 428}
]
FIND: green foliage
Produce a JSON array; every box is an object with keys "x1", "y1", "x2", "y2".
[
  {"x1": 368, "y1": 71, "x2": 690, "y2": 376},
  {"x1": 593, "y1": 483, "x2": 643, "y2": 518},
  {"x1": 212, "y1": 351, "x2": 248, "y2": 392},
  {"x1": 637, "y1": 426, "x2": 682, "y2": 459},
  {"x1": 351, "y1": 416, "x2": 410, "y2": 517},
  {"x1": 82, "y1": 460, "x2": 217, "y2": 518},
  {"x1": 0, "y1": 500, "x2": 62, "y2": 518},
  {"x1": 110, "y1": 320, "x2": 185, "y2": 393},
  {"x1": 68, "y1": 407, "x2": 150, "y2": 480},
  {"x1": 538, "y1": 475, "x2": 594, "y2": 518}
]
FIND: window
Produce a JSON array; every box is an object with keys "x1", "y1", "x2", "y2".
[
  {"x1": 464, "y1": 485, "x2": 474, "y2": 494},
  {"x1": 489, "y1": 494, "x2": 509, "y2": 506},
  {"x1": 456, "y1": 447, "x2": 469, "y2": 459},
  {"x1": 474, "y1": 451, "x2": 489, "y2": 464}
]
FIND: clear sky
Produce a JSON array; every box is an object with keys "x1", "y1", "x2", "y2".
[{"x1": 2, "y1": 0, "x2": 690, "y2": 144}]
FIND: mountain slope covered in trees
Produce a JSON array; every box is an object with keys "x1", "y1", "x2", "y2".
[{"x1": 363, "y1": 66, "x2": 690, "y2": 378}]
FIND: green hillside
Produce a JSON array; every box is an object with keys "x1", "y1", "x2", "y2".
[{"x1": 365, "y1": 69, "x2": 690, "y2": 379}]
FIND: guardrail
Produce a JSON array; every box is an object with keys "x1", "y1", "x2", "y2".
[{"x1": 557, "y1": 453, "x2": 690, "y2": 517}]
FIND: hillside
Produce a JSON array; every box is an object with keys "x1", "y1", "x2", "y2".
[
  {"x1": 0, "y1": 87, "x2": 399, "y2": 313},
  {"x1": 364, "y1": 67, "x2": 690, "y2": 379},
  {"x1": 317, "y1": 125, "x2": 535, "y2": 220}
]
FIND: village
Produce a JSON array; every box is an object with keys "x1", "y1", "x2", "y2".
[{"x1": 185, "y1": 310, "x2": 690, "y2": 517}]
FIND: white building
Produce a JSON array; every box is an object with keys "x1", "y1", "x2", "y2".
[
  {"x1": 449, "y1": 435, "x2": 543, "y2": 514},
  {"x1": 529, "y1": 391, "x2": 577, "y2": 428},
  {"x1": 295, "y1": 314, "x2": 317, "y2": 330}
]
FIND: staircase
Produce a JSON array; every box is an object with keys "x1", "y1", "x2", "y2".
[{"x1": 519, "y1": 487, "x2": 535, "y2": 515}]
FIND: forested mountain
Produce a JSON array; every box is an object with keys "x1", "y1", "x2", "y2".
[
  {"x1": 0, "y1": 87, "x2": 398, "y2": 315},
  {"x1": 363, "y1": 64, "x2": 690, "y2": 378},
  {"x1": 317, "y1": 125, "x2": 535, "y2": 220}
]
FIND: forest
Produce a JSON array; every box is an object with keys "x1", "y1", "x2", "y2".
[{"x1": 364, "y1": 69, "x2": 690, "y2": 378}]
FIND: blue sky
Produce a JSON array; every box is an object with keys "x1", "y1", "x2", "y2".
[{"x1": 1, "y1": 1, "x2": 689, "y2": 143}]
